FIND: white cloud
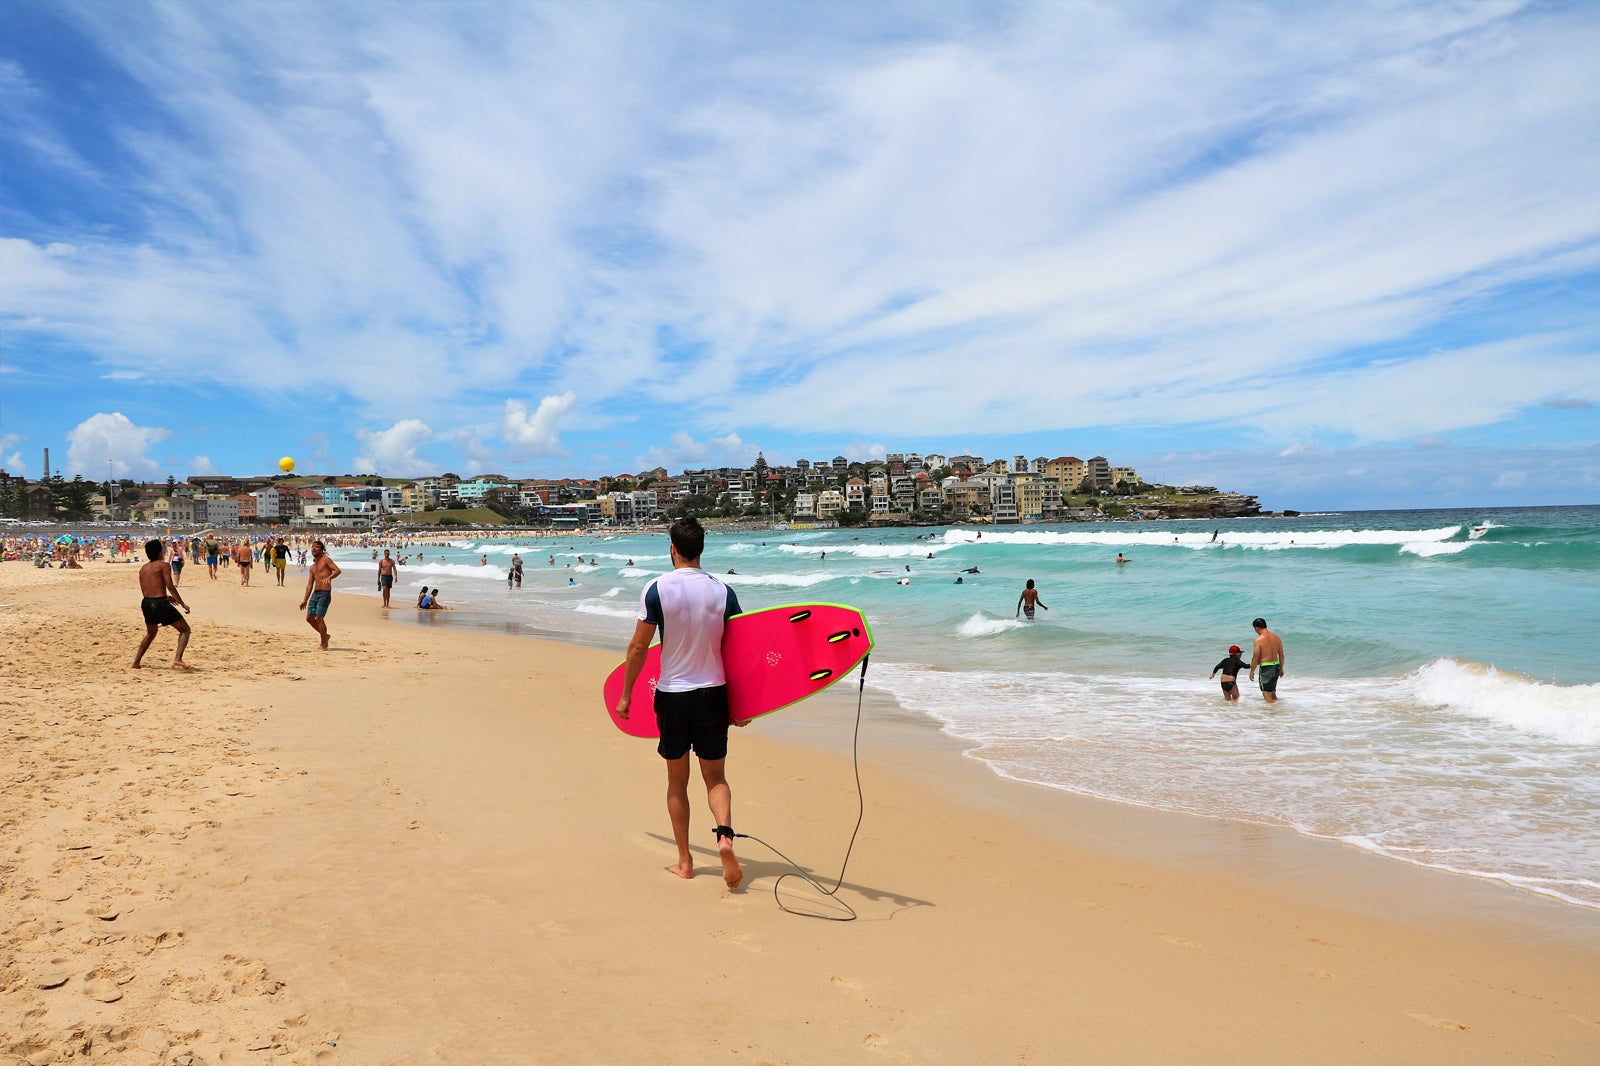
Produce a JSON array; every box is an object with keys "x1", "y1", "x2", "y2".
[
  {"x1": 189, "y1": 455, "x2": 219, "y2": 477},
  {"x1": 2, "y1": 432, "x2": 25, "y2": 476},
  {"x1": 65, "y1": 413, "x2": 170, "y2": 478},
  {"x1": 501, "y1": 392, "x2": 577, "y2": 458},
  {"x1": 1494, "y1": 470, "x2": 1528, "y2": 489},
  {"x1": 354, "y1": 419, "x2": 435, "y2": 477},
  {"x1": 2, "y1": 1, "x2": 1598, "y2": 459},
  {"x1": 639, "y1": 430, "x2": 755, "y2": 471}
]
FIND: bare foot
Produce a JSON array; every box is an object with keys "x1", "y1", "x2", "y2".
[
  {"x1": 172, "y1": 660, "x2": 193, "y2": 671},
  {"x1": 131, "y1": 661, "x2": 143, "y2": 669},
  {"x1": 718, "y1": 840, "x2": 743, "y2": 889},
  {"x1": 666, "y1": 861, "x2": 694, "y2": 880},
  {"x1": 319, "y1": 635, "x2": 330, "y2": 650}
]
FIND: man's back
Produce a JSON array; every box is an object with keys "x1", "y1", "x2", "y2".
[{"x1": 641, "y1": 567, "x2": 741, "y2": 692}]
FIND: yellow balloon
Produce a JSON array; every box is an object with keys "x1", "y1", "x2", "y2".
[{"x1": 279, "y1": 456, "x2": 296, "y2": 472}]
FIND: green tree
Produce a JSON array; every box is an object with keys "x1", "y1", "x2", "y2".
[{"x1": 165, "y1": 475, "x2": 177, "y2": 496}]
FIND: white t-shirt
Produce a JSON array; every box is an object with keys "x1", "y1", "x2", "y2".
[{"x1": 639, "y1": 566, "x2": 742, "y2": 692}]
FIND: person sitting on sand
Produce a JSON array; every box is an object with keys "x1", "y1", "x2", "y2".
[
  {"x1": 133, "y1": 539, "x2": 191, "y2": 670},
  {"x1": 417, "y1": 588, "x2": 432, "y2": 609}
]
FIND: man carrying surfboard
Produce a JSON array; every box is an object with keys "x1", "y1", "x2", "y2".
[{"x1": 617, "y1": 517, "x2": 747, "y2": 888}]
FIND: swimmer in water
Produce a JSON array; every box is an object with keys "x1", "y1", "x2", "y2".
[{"x1": 1015, "y1": 579, "x2": 1047, "y2": 621}]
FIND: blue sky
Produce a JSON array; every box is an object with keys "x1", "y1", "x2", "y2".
[{"x1": 1, "y1": 0, "x2": 1597, "y2": 510}]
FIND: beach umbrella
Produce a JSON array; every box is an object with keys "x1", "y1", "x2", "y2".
[{"x1": 55, "y1": 534, "x2": 73, "y2": 545}]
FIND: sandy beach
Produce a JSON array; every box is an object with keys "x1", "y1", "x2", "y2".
[{"x1": 4, "y1": 559, "x2": 1598, "y2": 1064}]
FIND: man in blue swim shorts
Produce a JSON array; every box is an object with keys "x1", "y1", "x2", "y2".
[{"x1": 299, "y1": 540, "x2": 342, "y2": 650}]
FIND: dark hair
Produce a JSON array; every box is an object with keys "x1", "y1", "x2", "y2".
[
  {"x1": 312, "y1": 540, "x2": 325, "y2": 551},
  {"x1": 1025, "y1": 579, "x2": 1035, "y2": 589},
  {"x1": 144, "y1": 539, "x2": 164, "y2": 560},
  {"x1": 431, "y1": 588, "x2": 439, "y2": 594},
  {"x1": 1252, "y1": 617, "x2": 1267, "y2": 629},
  {"x1": 670, "y1": 516, "x2": 706, "y2": 561}
]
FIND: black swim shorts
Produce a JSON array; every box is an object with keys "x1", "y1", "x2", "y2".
[
  {"x1": 655, "y1": 685, "x2": 731, "y2": 761},
  {"x1": 1220, "y1": 680, "x2": 1235, "y2": 693},
  {"x1": 1258, "y1": 663, "x2": 1280, "y2": 693},
  {"x1": 140, "y1": 596, "x2": 182, "y2": 627}
]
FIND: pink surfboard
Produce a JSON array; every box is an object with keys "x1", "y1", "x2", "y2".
[{"x1": 603, "y1": 602, "x2": 874, "y2": 738}]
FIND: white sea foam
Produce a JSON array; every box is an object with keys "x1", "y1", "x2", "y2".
[
  {"x1": 777, "y1": 542, "x2": 947, "y2": 559},
  {"x1": 864, "y1": 660, "x2": 1600, "y2": 909},
  {"x1": 603, "y1": 586, "x2": 625, "y2": 598},
  {"x1": 1409, "y1": 659, "x2": 1600, "y2": 745},
  {"x1": 939, "y1": 525, "x2": 1464, "y2": 551},
  {"x1": 573, "y1": 602, "x2": 638, "y2": 619},
  {"x1": 720, "y1": 571, "x2": 834, "y2": 588},
  {"x1": 337, "y1": 559, "x2": 510, "y2": 583},
  {"x1": 1399, "y1": 540, "x2": 1472, "y2": 557},
  {"x1": 955, "y1": 613, "x2": 1027, "y2": 638}
]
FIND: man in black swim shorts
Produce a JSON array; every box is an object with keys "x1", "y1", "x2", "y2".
[
  {"x1": 616, "y1": 517, "x2": 746, "y2": 888},
  {"x1": 134, "y1": 539, "x2": 192, "y2": 669}
]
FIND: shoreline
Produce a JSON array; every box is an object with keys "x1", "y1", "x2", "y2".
[
  {"x1": 5, "y1": 562, "x2": 1598, "y2": 1062},
  {"x1": 332, "y1": 567, "x2": 1600, "y2": 919}
]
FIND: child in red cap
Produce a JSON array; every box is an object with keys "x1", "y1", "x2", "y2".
[{"x1": 1210, "y1": 644, "x2": 1248, "y2": 702}]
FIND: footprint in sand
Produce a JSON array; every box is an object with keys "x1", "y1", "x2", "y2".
[
  {"x1": 714, "y1": 930, "x2": 761, "y2": 952},
  {"x1": 1407, "y1": 1011, "x2": 1470, "y2": 1031},
  {"x1": 1157, "y1": 933, "x2": 1200, "y2": 947},
  {"x1": 830, "y1": 975, "x2": 867, "y2": 1001},
  {"x1": 31, "y1": 959, "x2": 73, "y2": 989}
]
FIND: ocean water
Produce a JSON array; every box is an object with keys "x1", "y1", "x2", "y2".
[{"x1": 331, "y1": 505, "x2": 1600, "y2": 908}]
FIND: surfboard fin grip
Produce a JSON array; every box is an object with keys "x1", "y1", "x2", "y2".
[{"x1": 714, "y1": 825, "x2": 737, "y2": 842}]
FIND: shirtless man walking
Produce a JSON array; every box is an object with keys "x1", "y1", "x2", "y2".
[
  {"x1": 1248, "y1": 617, "x2": 1286, "y2": 703},
  {"x1": 133, "y1": 539, "x2": 192, "y2": 669},
  {"x1": 1015, "y1": 579, "x2": 1048, "y2": 621},
  {"x1": 377, "y1": 549, "x2": 398, "y2": 607},
  {"x1": 616, "y1": 517, "x2": 745, "y2": 888},
  {"x1": 233, "y1": 540, "x2": 253, "y2": 586},
  {"x1": 299, "y1": 540, "x2": 342, "y2": 650}
]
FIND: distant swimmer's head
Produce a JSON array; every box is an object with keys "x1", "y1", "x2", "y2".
[
  {"x1": 1252, "y1": 618, "x2": 1267, "y2": 631},
  {"x1": 1229, "y1": 645, "x2": 1241, "y2": 654},
  {"x1": 144, "y1": 539, "x2": 164, "y2": 561},
  {"x1": 1025, "y1": 579, "x2": 1036, "y2": 589},
  {"x1": 669, "y1": 516, "x2": 705, "y2": 563}
]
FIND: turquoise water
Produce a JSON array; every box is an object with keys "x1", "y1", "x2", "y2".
[{"x1": 331, "y1": 505, "x2": 1600, "y2": 908}]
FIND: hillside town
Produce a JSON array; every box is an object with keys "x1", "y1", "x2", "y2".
[{"x1": 1, "y1": 449, "x2": 1264, "y2": 529}]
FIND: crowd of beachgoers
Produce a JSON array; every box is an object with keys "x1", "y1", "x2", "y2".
[{"x1": 2, "y1": 524, "x2": 645, "y2": 571}]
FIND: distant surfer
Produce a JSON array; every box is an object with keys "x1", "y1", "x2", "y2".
[
  {"x1": 1016, "y1": 579, "x2": 1047, "y2": 621},
  {"x1": 1248, "y1": 617, "x2": 1285, "y2": 703},
  {"x1": 617, "y1": 517, "x2": 746, "y2": 889},
  {"x1": 1211, "y1": 529, "x2": 1219, "y2": 542},
  {"x1": 1210, "y1": 644, "x2": 1247, "y2": 702},
  {"x1": 960, "y1": 566, "x2": 980, "y2": 574},
  {"x1": 1116, "y1": 553, "x2": 1127, "y2": 565}
]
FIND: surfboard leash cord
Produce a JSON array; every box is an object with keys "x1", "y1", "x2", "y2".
[{"x1": 734, "y1": 653, "x2": 869, "y2": 922}]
